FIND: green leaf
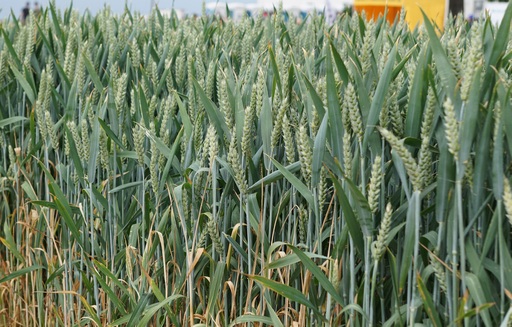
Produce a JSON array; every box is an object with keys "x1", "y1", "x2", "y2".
[
  {"x1": 49, "y1": 3, "x2": 64, "y2": 42},
  {"x1": 36, "y1": 23, "x2": 57, "y2": 61},
  {"x1": 175, "y1": 92, "x2": 193, "y2": 138},
  {"x1": 344, "y1": 177, "x2": 373, "y2": 237},
  {"x1": 364, "y1": 44, "x2": 397, "y2": 148},
  {"x1": 90, "y1": 263, "x2": 128, "y2": 315},
  {"x1": 93, "y1": 260, "x2": 134, "y2": 306},
  {"x1": 266, "y1": 252, "x2": 329, "y2": 270},
  {"x1": 229, "y1": 315, "x2": 274, "y2": 326},
  {"x1": 399, "y1": 191, "x2": 420, "y2": 293},
  {"x1": 205, "y1": 262, "x2": 225, "y2": 321},
  {"x1": 87, "y1": 103, "x2": 102, "y2": 183},
  {"x1": 347, "y1": 58, "x2": 372, "y2": 125},
  {"x1": 39, "y1": 161, "x2": 85, "y2": 251},
  {"x1": 492, "y1": 102, "x2": 504, "y2": 198},
  {"x1": 137, "y1": 86, "x2": 150, "y2": 127},
  {"x1": 109, "y1": 181, "x2": 144, "y2": 194},
  {"x1": 325, "y1": 46, "x2": 344, "y2": 162},
  {"x1": 483, "y1": 1, "x2": 512, "y2": 91},
  {"x1": 417, "y1": 273, "x2": 443, "y2": 327},
  {"x1": 248, "y1": 162, "x2": 301, "y2": 193},
  {"x1": 79, "y1": 294, "x2": 102, "y2": 326},
  {"x1": 330, "y1": 174, "x2": 365, "y2": 255},
  {"x1": 193, "y1": 79, "x2": 228, "y2": 141},
  {"x1": 472, "y1": 109, "x2": 493, "y2": 213},
  {"x1": 329, "y1": 40, "x2": 350, "y2": 86},
  {"x1": 250, "y1": 275, "x2": 325, "y2": 321},
  {"x1": 82, "y1": 52, "x2": 103, "y2": 92},
  {"x1": 465, "y1": 273, "x2": 494, "y2": 326},
  {"x1": 404, "y1": 47, "x2": 427, "y2": 140},
  {"x1": 434, "y1": 126, "x2": 455, "y2": 222},
  {"x1": 148, "y1": 279, "x2": 175, "y2": 320},
  {"x1": 126, "y1": 293, "x2": 151, "y2": 327},
  {"x1": 260, "y1": 92, "x2": 273, "y2": 170},
  {"x1": 1, "y1": 28, "x2": 22, "y2": 67},
  {"x1": 98, "y1": 118, "x2": 124, "y2": 150},
  {"x1": 270, "y1": 157, "x2": 314, "y2": 207},
  {"x1": 392, "y1": 45, "x2": 417, "y2": 79},
  {"x1": 45, "y1": 264, "x2": 66, "y2": 285},
  {"x1": 11, "y1": 66, "x2": 35, "y2": 104},
  {"x1": 266, "y1": 297, "x2": 284, "y2": 327},
  {"x1": 300, "y1": 73, "x2": 326, "y2": 120},
  {"x1": 64, "y1": 127, "x2": 86, "y2": 188},
  {"x1": 137, "y1": 294, "x2": 183, "y2": 327},
  {"x1": 421, "y1": 9, "x2": 457, "y2": 99},
  {"x1": 501, "y1": 306, "x2": 512, "y2": 327},
  {"x1": 268, "y1": 45, "x2": 282, "y2": 95},
  {"x1": 457, "y1": 68, "x2": 482, "y2": 179},
  {"x1": 0, "y1": 116, "x2": 27, "y2": 129},
  {"x1": 289, "y1": 245, "x2": 345, "y2": 305},
  {"x1": 0, "y1": 265, "x2": 44, "y2": 284},
  {"x1": 1, "y1": 222, "x2": 24, "y2": 264},
  {"x1": 312, "y1": 115, "x2": 328, "y2": 187}
]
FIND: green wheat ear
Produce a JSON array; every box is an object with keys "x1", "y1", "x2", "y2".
[
  {"x1": 242, "y1": 105, "x2": 256, "y2": 158},
  {"x1": 503, "y1": 179, "x2": 512, "y2": 227},
  {"x1": 429, "y1": 251, "x2": 448, "y2": 293},
  {"x1": 7, "y1": 145, "x2": 15, "y2": 177},
  {"x1": 227, "y1": 129, "x2": 247, "y2": 194},
  {"x1": 443, "y1": 97, "x2": 459, "y2": 160},
  {"x1": 134, "y1": 123, "x2": 146, "y2": 167},
  {"x1": 99, "y1": 128, "x2": 109, "y2": 171},
  {"x1": 150, "y1": 135, "x2": 159, "y2": 195},
  {"x1": 343, "y1": 131, "x2": 353, "y2": 178},
  {"x1": 419, "y1": 88, "x2": 436, "y2": 189},
  {"x1": 80, "y1": 119, "x2": 90, "y2": 163},
  {"x1": 298, "y1": 121, "x2": 312, "y2": 185},
  {"x1": 45, "y1": 111, "x2": 59, "y2": 150},
  {"x1": 0, "y1": 134, "x2": 5, "y2": 151},
  {"x1": 368, "y1": 155, "x2": 382, "y2": 214},
  {"x1": 372, "y1": 203, "x2": 392, "y2": 261},
  {"x1": 207, "y1": 216, "x2": 224, "y2": 257},
  {"x1": 282, "y1": 113, "x2": 295, "y2": 164},
  {"x1": 379, "y1": 127, "x2": 421, "y2": 191},
  {"x1": 346, "y1": 82, "x2": 362, "y2": 142}
]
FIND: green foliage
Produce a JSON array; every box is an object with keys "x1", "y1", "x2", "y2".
[{"x1": 1, "y1": 2, "x2": 512, "y2": 326}]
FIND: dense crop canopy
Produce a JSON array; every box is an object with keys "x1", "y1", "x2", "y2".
[{"x1": 1, "y1": 3, "x2": 512, "y2": 326}]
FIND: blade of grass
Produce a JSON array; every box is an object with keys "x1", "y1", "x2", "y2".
[
  {"x1": 0, "y1": 265, "x2": 44, "y2": 284},
  {"x1": 0, "y1": 117, "x2": 27, "y2": 129},
  {"x1": 137, "y1": 294, "x2": 183, "y2": 327},
  {"x1": 193, "y1": 78, "x2": 228, "y2": 141},
  {"x1": 312, "y1": 115, "x2": 328, "y2": 187},
  {"x1": 325, "y1": 45, "x2": 344, "y2": 161},
  {"x1": 404, "y1": 47, "x2": 427, "y2": 140},
  {"x1": 289, "y1": 245, "x2": 345, "y2": 305},
  {"x1": 331, "y1": 174, "x2": 365, "y2": 255},
  {"x1": 364, "y1": 44, "x2": 397, "y2": 148},
  {"x1": 457, "y1": 68, "x2": 482, "y2": 179},
  {"x1": 421, "y1": 9, "x2": 457, "y2": 99},
  {"x1": 270, "y1": 157, "x2": 314, "y2": 207},
  {"x1": 250, "y1": 275, "x2": 326, "y2": 321},
  {"x1": 417, "y1": 272, "x2": 443, "y2": 327}
]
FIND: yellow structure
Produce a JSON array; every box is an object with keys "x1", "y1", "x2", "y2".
[{"x1": 354, "y1": 0, "x2": 447, "y2": 28}]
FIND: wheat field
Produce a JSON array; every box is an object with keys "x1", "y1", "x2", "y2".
[{"x1": 1, "y1": 2, "x2": 512, "y2": 326}]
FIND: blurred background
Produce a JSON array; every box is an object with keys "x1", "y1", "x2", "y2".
[{"x1": 1, "y1": 0, "x2": 511, "y2": 25}]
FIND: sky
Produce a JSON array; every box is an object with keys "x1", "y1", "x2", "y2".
[{"x1": 0, "y1": 0, "x2": 257, "y2": 20}]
